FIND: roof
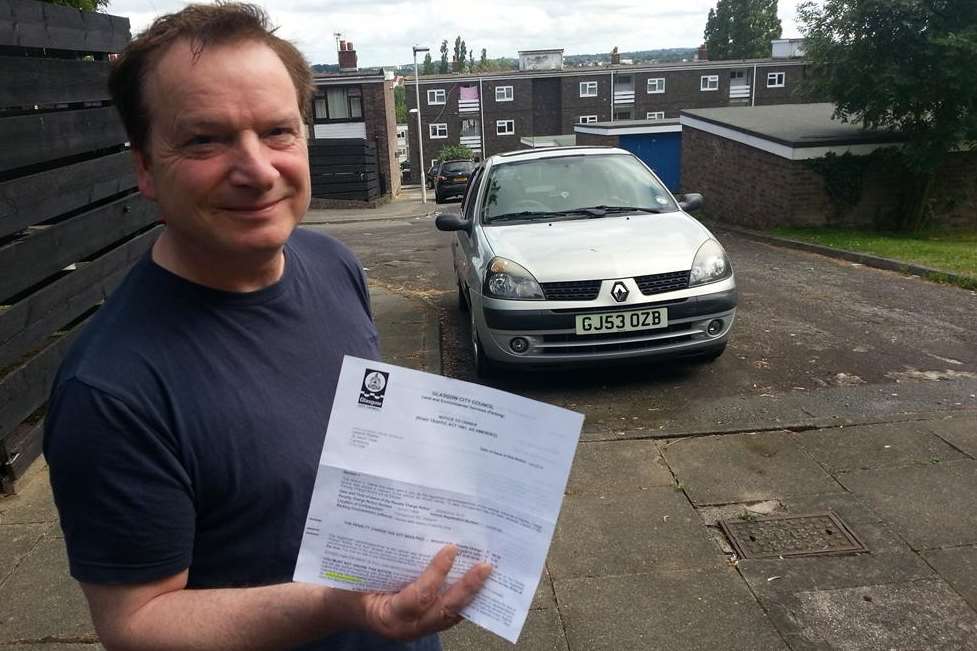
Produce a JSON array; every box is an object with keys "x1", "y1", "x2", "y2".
[
  {"x1": 575, "y1": 118, "x2": 682, "y2": 136},
  {"x1": 489, "y1": 146, "x2": 625, "y2": 163},
  {"x1": 518, "y1": 48, "x2": 564, "y2": 54},
  {"x1": 680, "y1": 103, "x2": 903, "y2": 160},
  {"x1": 313, "y1": 68, "x2": 387, "y2": 86},
  {"x1": 519, "y1": 135, "x2": 577, "y2": 148}
]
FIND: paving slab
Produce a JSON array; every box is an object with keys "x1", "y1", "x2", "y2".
[
  {"x1": 441, "y1": 608, "x2": 567, "y2": 651},
  {"x1": 531, "y1": 567, "x2": 556, "y2": 610},
  {"x1": 776, "y1": 492, "x2": 883, "y2": 524},
  {"x1": 660, "y1": 431, "x2": 839, "y2": 506},
  {"x1": 554, "y1": 567, "x2": 786, "y2": 650},
  {"x1": 922, "y1": 546, "x2": 977, "y2": 611},
  {"x1": 785, "y1": 580, "x2": 977, "y2": 650},
  {"x1": 0, "y1": 470, "x2": 59, "y2": 526},
  {"x1": 0, "y1": 523, "x2": 48, "y2": 585},
  {"x1": 0, "y1": 535, "x2": 94, "y2": 644},
  {"x1": 927, "y1": 414, "x2": 977, "y2": 458},
  {"x1": 564, "y1": 440, "x2": 674, "y2": 496},
  {"x1": 370, "y1": 286, "x2": 439, "y2": 373},
  {"x1": 548, "y1": 488, "x2": 724, "y2": 579},
  {"x1": 838, "y1": 459, "x2": 977, "y2": 549},
  {"x1": 794, "y1": 421, "x2": 966, "y2": 473}
]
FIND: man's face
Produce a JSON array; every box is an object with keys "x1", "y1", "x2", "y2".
[{"x1": 135, "y1": 39, "x2": 310, "y2": 258}]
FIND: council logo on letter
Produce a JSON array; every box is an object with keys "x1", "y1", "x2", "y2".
[{"x1": 358, "y1": 369, "x2": 389, "y2": 408}]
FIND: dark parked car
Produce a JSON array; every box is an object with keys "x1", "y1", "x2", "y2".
[{"x1": 434, "y1": 159, "x2": 476, "y2": 203}]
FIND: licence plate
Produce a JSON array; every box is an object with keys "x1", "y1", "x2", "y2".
[
  {"x1": 453, "y1": 176, "x2": 466, "y2": 182},
  {"x1": 575, "y1": 308, "x2": 668, "y2": 335}
]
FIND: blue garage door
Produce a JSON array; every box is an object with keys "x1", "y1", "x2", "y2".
[{"x1": 619, "y1": 132, "x2": 682, "y2": 191}]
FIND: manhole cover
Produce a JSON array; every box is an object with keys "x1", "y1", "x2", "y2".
[{"x1": 719, "y1": 512, "x2": 866, "y2": 559}]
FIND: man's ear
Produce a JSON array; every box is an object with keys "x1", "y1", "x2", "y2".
[{"x1": 133, "y1": 148, "x2": 157, "y2": 201}]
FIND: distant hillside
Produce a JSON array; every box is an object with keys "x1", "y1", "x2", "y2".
[{"x1": 565, "y1": 48, "x2": 697, "y2": 65}]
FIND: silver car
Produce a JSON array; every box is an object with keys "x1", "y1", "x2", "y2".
[{"x1": 436, "y1": 147, "x2": 736, "y2": 376}]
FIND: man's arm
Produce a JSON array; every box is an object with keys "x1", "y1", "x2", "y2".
[{"x1": 83, "y1": 545, "x2": 491, "y2": 651}]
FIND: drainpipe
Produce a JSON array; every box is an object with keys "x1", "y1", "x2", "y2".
[
  {"x1": 751, "y1": 64, "x2": 757, "y2": 106},
  {"x1": 478, "y1": 77, "x2": 486, "y2": 159},
  {"x1": 609, "y1": 70, "x2": 614, "y2": 121}
]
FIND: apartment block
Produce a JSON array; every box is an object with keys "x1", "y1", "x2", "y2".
[{"x1": 406, "y1": 45, "x2": 815, "y2": 182}]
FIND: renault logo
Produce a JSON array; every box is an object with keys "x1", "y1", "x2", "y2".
[{"x1": 611, "y1": 281, "x2": 630, "y2": 303}]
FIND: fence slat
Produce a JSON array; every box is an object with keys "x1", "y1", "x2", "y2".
[
  {"x1": 0, "y1": 106, "x2": 126, "y2": 174},
  {"x1": 0, "y1": 151, "x2": 135, "y2": 238},
  {"x1": 0, "y1": 0, "x2": 129, "y2": 53},
  {"x1": 0, "y1": 226, "x2": 159, "y2": 370},
  {"x1": 0, "y1": 194, "x2": 158, "y2": 303},
  {"x1": 0, "y1": 55, "x2": 111, "y2": 109}
]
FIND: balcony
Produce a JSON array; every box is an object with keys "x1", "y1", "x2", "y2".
[
  {"x1": 459, "y1": 85, "x2": 480, "y2": 113},
  {"x1": 460, "y1": 135, "x2": 482, "y2": 150},
  {"x1": 729, "y1": 85, "x2": 750, "y2": 99},
  {"x1": 613, "y1": 90, "x2": 635, "y2": 105}
]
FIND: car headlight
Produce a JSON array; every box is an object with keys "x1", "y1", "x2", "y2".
[
  {"x1": 689, "y1": 239, "x2": 732, "y2": 287},
  {"x1": 483, "y1": 257, "x2": 545, "y2": 300}
]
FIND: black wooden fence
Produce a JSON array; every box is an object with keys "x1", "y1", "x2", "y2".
[
  {"x1": 0, "y1": 0, "x2": 159, "y2": 493},
  {"x1": 308, "y1": 139, "x2": 380, "y2": 202}
]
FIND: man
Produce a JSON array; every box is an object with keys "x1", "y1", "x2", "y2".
[{"x1": 43, "y1": 4, "x2": 490, "y2": 650}]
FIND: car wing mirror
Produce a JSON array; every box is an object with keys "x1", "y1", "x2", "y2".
[
  {"x1": 435, "y1": 210, "x2": 470, "y2": 233},
  {"x1": 678, "y1": 193, "x2": 703, "y2": 213}
]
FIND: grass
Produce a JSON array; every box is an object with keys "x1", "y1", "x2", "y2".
[{"x1": 770, "y1": 227, "x2": 977, "y2": 282}]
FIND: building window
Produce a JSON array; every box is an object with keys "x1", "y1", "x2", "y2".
[
  {"x1": 314, "y1": 87, "x2": 362, "y2": 121},
  {"x1": 579, "y1": 81, "x2": 598, "y2": 97},
  {"x1": 646, "y1": 111, "x2": 665, "y2": 120},
  {"x1": 578, "y1": 115, "x2": 598, "y2": 124},
  {"x1": 431, "y1": 159, "x2": 439, "y2": 169},
  {"x1": 496, "y1": 119, "x2": 515, "y2": 135},
  {"x1": 427, "y1": 89, "x2": 446, "y2": 105},
  {"x1": 614, "y1": 109, "x2": 633, "y2": 121},
  {"x1": 767, "y1": 71, "x2": 786, "y2": 88},
  {"x1": 700, "y1": 75, "x2": 719, "y2": 91},
  {"x1": 647, "y1": 78, "x2": 665, "y2": 94},
  {"x1": 429, "y1": 123, "x2": 448, "y2": 138},
  {"x1": 495, "y1": 85, "x2": 514, "y2": 102}
]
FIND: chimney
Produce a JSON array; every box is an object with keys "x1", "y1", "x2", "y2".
[
  {"x1": 610, "y1": 46, "x2": 620, "y2": 65},
  {"x1": 696, "y1": 43, "x2": 708, "y2": 61},
  {"x1": 339, "y1": 41, "x2": 358, "y2": 71}
]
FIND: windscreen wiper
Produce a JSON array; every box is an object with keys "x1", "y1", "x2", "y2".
[
  {"x1": 571, "y1": 205, "x2": 666, "y2": 216},
  {"x1": 488, "y1": 211, "x2": 556, "y2": 222}
]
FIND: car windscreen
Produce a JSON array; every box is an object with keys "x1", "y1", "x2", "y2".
[
  {"x1": 441, "y1": 161, "x2": 475, "y2": 175},
  {"x1": 480, "y1": 154, "x2": 678, "y2": 223}
]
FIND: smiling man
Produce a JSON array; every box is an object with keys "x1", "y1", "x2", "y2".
[{"x1": 43, "y1": 4, "x2": 489, "y2": 650}]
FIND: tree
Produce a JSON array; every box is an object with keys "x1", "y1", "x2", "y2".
[
  {"x1": 394, "y1": 84, "x2": 407, "y2": 123},
  {"x1": 422, "y1": 52, "x2": 434, "y2": 75},
  {"x1": 40, "y1": 0, "x2": 109, "y2": 10},
  {"x1": 439, "y1": 40, "x2": 449, "y2": 74},
  {"x1": 452, "y1": 36, "x2": 461, "y2": 71},
  {"x1": 479, "y1": 48, "x2": 487, "y2": 70},
  {"x1": 459, "y1": 39, "x2": 468, "y2": 71},
  {"x1": 437, "y1": 144, "x2": 473, "y2": 161},
  {"x1": 799, "y1": 0, "x2": 977, "y2": 230},
  {"x1": 468, "y1": 51, "x2": 475, "y2": 72},
  {"x1": 703, "y1": 0, "x2": 781, "y2": 60}
]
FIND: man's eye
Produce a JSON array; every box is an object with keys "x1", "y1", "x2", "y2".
[
  {"x1": 187, "y1": 135, "x2": 215, "y2": 146},
  {"x1": 267, "y1": 127, "x2": 297, "y2": 141}
]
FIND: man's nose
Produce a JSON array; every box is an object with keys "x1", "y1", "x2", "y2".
[{"x1": 228, "y1": 133, "x2": 279, "y2": 190}]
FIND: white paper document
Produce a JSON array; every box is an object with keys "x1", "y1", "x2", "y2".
[{"x1": 294, "y1": 356, "x2": 584, "y2": 643}]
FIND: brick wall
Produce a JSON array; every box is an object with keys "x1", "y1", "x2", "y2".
[
  {"x1": 483, "y1": 78, "x2": 534, "y2": 156},
  {"x1": 682, "y1": 127, "x2": 977, "y2": 230},
  {"x1": 561, "y1": 75, "x2": 611, "y2": 133},
  {"x1": 361, "y1": 82, "x2": 399, "y2": 197}
]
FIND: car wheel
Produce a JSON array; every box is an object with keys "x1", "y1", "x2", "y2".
[
  {"x1": 470, "y1": 308, "x2": 495, "y2": 378},
  {"x1": 435, "y1": 192, "x2": 443, "y2": 204},
  {"x1": 458, "y1": 281, "x2": 469, "y2": 312}
]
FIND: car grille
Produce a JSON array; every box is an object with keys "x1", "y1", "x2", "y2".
[
  {"x1": 539, "y1": 323, "x2": 694, "y2": 355},
  {"x1": 540, "y1": 280, "x2": 602, "y2": 301},
  {"x1": 634, "y1": 270, "x2": 690, "y2": 295}
]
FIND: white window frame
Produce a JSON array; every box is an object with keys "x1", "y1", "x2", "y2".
[
  {"x1": 767, "y1": 71, "x2": 786, "y2": 88},
  {"x1": 495, "y1": 85, "x2": 514, "y2": 102},
  {"x1": 579, "y1": 81, "x2": 598, "y2": 97},
  {"x1": 646, "y1": 77, "x2": 665, "y2": 94},
  {"x1": 578, "y1": 115, "x2": 598, "y2": 124},
  {"x1": 496, "y1": 119, "x2": 515, "y2": 136},
  {"x1": 426, "y1": 88, "x2": 445, "y2": 105},
  {"x1": 431, "y1": 159, "x2": 439, "y2": 169},
  {"x1": 700, "y1": 75, "x2": 719, "y2": 91},
  {"x1": 646, "y1": 111, "x2": 665, "y2": 120},
  {"x1": 429, "y1": 123, "x2": 448, "y2": 139}
]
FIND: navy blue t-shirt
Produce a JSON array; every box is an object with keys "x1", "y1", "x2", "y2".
[{"x1": 44, "y1": 228, "x2": 439, "y2": 650}]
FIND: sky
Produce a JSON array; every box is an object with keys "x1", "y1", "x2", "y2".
[{"x1": 108, "y1": 0, "x2": 806, "y2": 69}]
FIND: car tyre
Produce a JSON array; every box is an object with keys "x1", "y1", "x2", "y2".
[
  {"x1": 435, "y1": 192, "x2": 443, "y2": 204},
  {"x1": 458, "y1": 281, "x2": 469, "y2": 312},
  {"x1": 470, "y1": 308, "x2": 495, "y2": 379}
]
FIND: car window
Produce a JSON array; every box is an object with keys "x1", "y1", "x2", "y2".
[
  {"x1": 441, "y1": 161, "x2": 475, "y2": 175},
  {"x1": 481, "y1": 154, "x2": 677, "y2": 222},
  {"x1": 462, "y1": 167, "x2": 483, "y2": 221}
]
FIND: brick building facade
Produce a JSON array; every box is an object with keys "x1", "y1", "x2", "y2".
[{"x1": 406, "y1": 53, "x2": 815, "y2": 182}]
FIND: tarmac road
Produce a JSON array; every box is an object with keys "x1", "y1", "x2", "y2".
[{"x1": 308, "y1": 204, "x2": 977, "y2": 437}]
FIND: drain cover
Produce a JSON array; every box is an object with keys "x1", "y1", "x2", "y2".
[{"x1": 720, "y1": 512, "x2": 866, "y2": 559}]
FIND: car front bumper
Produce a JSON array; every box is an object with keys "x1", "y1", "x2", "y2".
[{"x1": 472, "y1": 280, "x2": 737, "y2": 366}]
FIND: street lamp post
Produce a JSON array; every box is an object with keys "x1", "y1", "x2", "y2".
[{"x1": 412, "y1": 45, "x2": 429, "y2": 203}]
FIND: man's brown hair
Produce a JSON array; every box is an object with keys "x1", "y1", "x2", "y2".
[{"x1": 108, "y1": 2, "x2": 314, "y2": 152}]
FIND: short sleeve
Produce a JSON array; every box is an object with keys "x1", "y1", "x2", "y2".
[{"x1": 44, "y1": 378, "x2": 195, "y2": 585}]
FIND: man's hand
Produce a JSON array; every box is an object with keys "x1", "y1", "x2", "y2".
[{"x1": 358, "y1": 544, "x2": 493, "y2": 640}]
